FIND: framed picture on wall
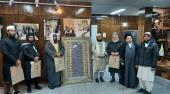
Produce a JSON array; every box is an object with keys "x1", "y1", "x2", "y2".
[
  {"x1": 13, "y1": 23, "x2": 39, "y2": 40},
  {"x1": 44, "y1": 18, "x2": 60, "y2": 40},
  {"x1": 63, "y1": 18, "x2": 91, "y2": 37}
]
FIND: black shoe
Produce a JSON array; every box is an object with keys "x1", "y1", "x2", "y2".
[
  {"x1": 35, "y1": 85, "x2": 42, "y2": 90},
  {"x1": 110, "y1": 78, "x2": 115, "y2": 83},
  {"x1": 100, "y1": 77, "x2": 105, "y2": 82},
  {"x1": 56, "y1": 84, "x2": 62, "y2": 88},
  {"x1": 13, "y1": 91, "x2": 21, "y2": 94},
  {"x1": 27, "y1": 87, "x2": 32, "y2": 93},
  {"x1": 143, "y1": 91, "x2": 151, "y2": 94},
  {"x1": 137, "y1": 88, "x2": 145, "y2": 93},
  {"x1": 95, "y1": 78, "x2": 99, "y2": 83},
  {"x1": 48, "y1": 86, "x2": 55, "y2": 89}
]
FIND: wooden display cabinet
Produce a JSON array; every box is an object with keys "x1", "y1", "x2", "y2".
[{"x1": 153, "y1": 8, "x2": 170, "y2": 80}]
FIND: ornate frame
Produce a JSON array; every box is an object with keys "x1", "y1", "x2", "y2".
[{"x1": 63, "y1": 37, "x2": 92, "y2": 84}]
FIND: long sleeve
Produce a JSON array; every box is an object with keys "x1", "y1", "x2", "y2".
[
  {"x1": 152, "y1": 43, "x2": 159, "y2": 68},
  {"x1": 104, "y1": 42, "x2": 108, "y2": 55},
  {"x1": 59, "y1": 41, "x2": 65, "y2": 56},
  {"x1": 120, "y1": 43, "x2": 125, "y2": 59},
  {"x1": 1, "y1": 40, "x2": 17, "y2": 64},
  {"x1": 135, "y1": 44, "x2": 141, "y2": 65},
  {"x1": 23, "y1": 47, "x2": 35, "y2": 60},
  {"x1": 119, "y1": 43, "x2": 125, "y2": 64},
  {"x1": 92, "y1": 43, "x2": 98, "y2": 57},
  {"x1": 134, "y1": 44, "x2": 139, "y2": 65},
  {"x1": 34, "y1": 44, "x2": 40, "y2": 56},
  {"x1": 45, "y1": 41, "x2": 56, "y2": 57}
]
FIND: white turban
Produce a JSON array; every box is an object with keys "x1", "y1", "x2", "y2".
[
  {"x1": 96, "y1": 33, "x2": 102, "y2": 37},
  {"x1": 144, "y1": 32, "x2": 152, "y2": 37},
  {"x1": 6, "y1": 25, "x2": 15, "y2": 31}
]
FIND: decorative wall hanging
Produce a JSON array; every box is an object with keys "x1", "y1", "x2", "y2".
[
  {"x1": 63, "y1": 18, "x2": 90, "y2": 37},
  {"x1": 44, "y1": 18, "x2": 60, "y2": 40}
]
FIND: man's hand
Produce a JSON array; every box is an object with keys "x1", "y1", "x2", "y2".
[
  {"x1": 121, "y1": 63, "x2": 124, "y2": 66},
  {"x1": 111, "y1": 52, "x2": 115, "y2": 55},
  {"x1": 57, "y1": 52, "x2": 61, "y2": 57},
  {"x1": 34, "y1": 56, "x2": 39, "y2": 62},
  {"x1": 111, "y1": 52, "x2": 119, "y2": 56},
  {"x1": 135, "y1": 65, "x2": 138, "y2": 69},
  {"x1": 115, "y1": 52, "x2": 119, "y2": 55},
  {"x1": 16, "y1": 59, "x2": 21, "y2": 67},
  {"x1": 98, "y1": 55, "x2": 104, "y2": 58}
]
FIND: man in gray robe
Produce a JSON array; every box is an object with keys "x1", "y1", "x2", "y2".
[{"x1": 45, "y1": 33, "x2": 65, "y2": 89}]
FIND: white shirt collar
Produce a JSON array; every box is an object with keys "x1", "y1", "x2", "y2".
[{"x1": 128, "y1": 42, "x2": 132, "y2": 48}]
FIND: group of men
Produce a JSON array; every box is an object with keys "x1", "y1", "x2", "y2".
[
  {"x1": 92, "y1": 32, "x2": 159, "y2": 94},
  {"x1": 0, "y1": 25, "x2": 43, "y2": 94},
  {"x1": 0, "y1": 25, "x2": 65, "y2": 94},
  {"x1": 0, "y1": 24, "x2": 159, "y2": 94}
]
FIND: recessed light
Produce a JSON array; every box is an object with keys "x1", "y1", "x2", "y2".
[{"x1": 110, "y1": 9, "x2": 126, "y2": 15}]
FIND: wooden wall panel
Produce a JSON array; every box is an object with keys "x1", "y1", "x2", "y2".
[
  {"x1": 111, "y1": 16, "x2": 120, "y2": 25},
  {"x1": 120, "y1": 16, "x2": 129, "y2": 23},
  {"x1": 111, "y1": 25, "x2": 120, "y2": 32},
  {"x1": 0, "y1": 4, "x2": 18, "y2": 15},
  {"x1": 128, "y1": 16, "x2": 138, "y2": 25},
  {"x1": 93, "y1": 16, "x2": 139, "y2": 40},
  {"x1": 59, "y1": 6, "x2": 73, "y2": 17},
  {"x1": 101, "y1": 24, "x2": 111, "y2": 40},
  {"x1": 101, "y1": 18, "x2": 111, "y2": 24}
]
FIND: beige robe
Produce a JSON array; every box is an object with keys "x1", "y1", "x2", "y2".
[{"x1": 92, "y1": 41, "x2": 106, "y2": 72}]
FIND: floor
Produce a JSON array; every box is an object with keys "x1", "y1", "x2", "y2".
[{"x1": 0, "y1": 66, "x2": 170, "y2": 94}]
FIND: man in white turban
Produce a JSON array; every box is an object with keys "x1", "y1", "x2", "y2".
[
  {"x1": 136, "y1": 32, "x2": 159, "y2": 94},
  {"x1": 1, "y1": 25, "x2": 22, "y2": 94},
  {"x1": 92, "y1": 33, "x2": 107, "y2": 83}
]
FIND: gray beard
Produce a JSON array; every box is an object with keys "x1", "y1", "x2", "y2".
[{"x1": 112, "y1": 40, "x2": 119, "y2": 42}]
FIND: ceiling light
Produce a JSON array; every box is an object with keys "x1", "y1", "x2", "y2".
[
  {"x1": 100, "y1": 16, "x2": 108, "y2": 18},
  {"x1": 110, "y1": 9, "x2": 126, "y2": 15},
  {"x1": 96, "y1": 17, "x2": 103, "y2": 20}
]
